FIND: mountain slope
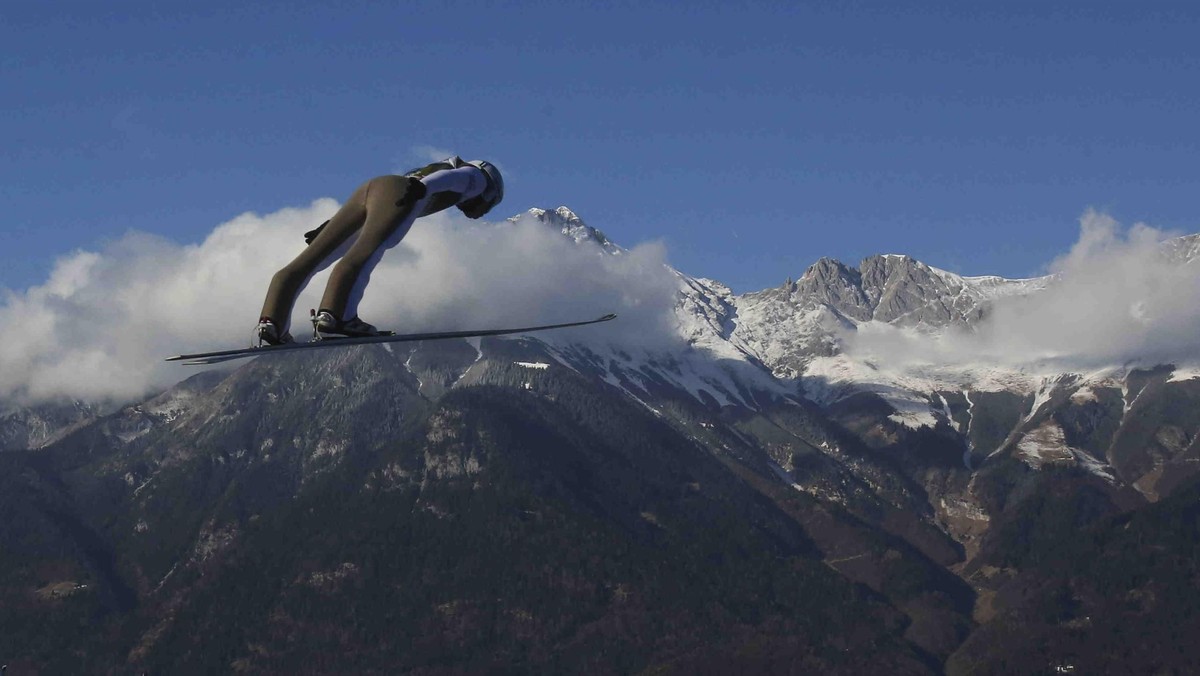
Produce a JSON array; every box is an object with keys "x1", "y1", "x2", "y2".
[
  {"x1": 2, "y1": 209, "x2": 1197, "y2": 674},
  {"x1": 2, "y1": 338, "x2": 950, "y2": 674}
]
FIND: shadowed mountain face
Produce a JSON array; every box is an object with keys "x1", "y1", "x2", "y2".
[
  {"x1": 5, "y1": 331, "x2": 1196, "y2": 674},
  {"x1": 2, "y1": 341, "x2": 958, "y2": 674},
  {"x1": 1, "y1": 400, "x2": 103, "y2": 452},
  {"x1": 2, "y1": 214, "x2": 1197, "y2": 673}
]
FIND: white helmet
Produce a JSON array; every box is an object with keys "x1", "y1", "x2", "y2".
[{"x1": 459, "y1": 160, "x2": 504, "y2": 219}]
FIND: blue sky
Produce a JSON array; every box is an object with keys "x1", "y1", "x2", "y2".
[{"x1": 3, "y1": 0, "x2": 1199, "y2": 294}]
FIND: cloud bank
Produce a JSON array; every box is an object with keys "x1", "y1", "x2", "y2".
[
  {"x1": 4, "y1": 202, "x2": 1195, "y2": 406},
  {"x1": 843, "y1": 210, "x2": 1200, "y2": 372},
  {"x1": 0, "y1": 201, "x2": 677, "y2": 404}
]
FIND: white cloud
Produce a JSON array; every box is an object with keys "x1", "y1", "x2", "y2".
[
  {"x1": 0, "y1": 200, "x2": 676, "y2": 405},
  {"x1": 842, "y1": 210, "x2": 1200, "y2": 372},
  {"x1": 7, "y1": 202, "x2": 1194, "y2": 406},
  {"x1": 987, "y1": 210, "x2": 1200, "y2": 366},
  {"x1": 375, "y1": 212, "x2": 677, "y2": 348}
]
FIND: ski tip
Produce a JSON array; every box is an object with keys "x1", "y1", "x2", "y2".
[
  {"x1": 165, "y1": 354, "x2": 227, "y2": 363},
  {"x1": 599, "y1": 313, "x2": 617, "y2": 321}
]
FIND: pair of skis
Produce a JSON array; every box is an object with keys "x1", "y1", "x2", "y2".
[{"x1": 166, "y1": 313, "x2": 617, "y2": 366}]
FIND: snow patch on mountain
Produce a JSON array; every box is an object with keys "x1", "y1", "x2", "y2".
[
  {"x1": 887, "y1": 392, "x2": 942, "y2": 430},
  {"x1": 1024, "y1": 378, "x2": 1060, "y2": 423},
  {"x1": 1016, "y1": 421, "x2": 1075, "y2": 467},
  {"x1": 800, "y1": 351, "x2": 1042, "y2": 422},
  {"x1": 1167, "y1": 365, "x2": 1200, "y2": 383},
  {"x1": 1160, "y1": 233, "x2": 1200, "y2": 266},
  {"x1": 1070, "y1": 387, "x2": 1099, "y2": 404},
  {"x1": 1015, "y1": 420, "x2": 1117, "y2": 482},
  {"x1": 545, "y1": 335, "x2": 796, "y2": 412},
  {"x1": 502, "y1": 211, "x2": 802, "y2": 413},
  {"x1": 513, "y1": 207, "x2": 624, "y2": 256}
]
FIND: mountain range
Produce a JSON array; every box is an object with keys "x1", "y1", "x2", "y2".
[{"x1": 2, "y1": 207, "x2": 1198, "y2": 674}]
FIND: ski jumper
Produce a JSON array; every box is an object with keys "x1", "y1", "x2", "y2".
[{"x1": 259, "y1": 158, "x2": 499, "y2": 335}]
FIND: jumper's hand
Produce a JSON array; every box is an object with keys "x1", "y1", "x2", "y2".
[
  {"x1": 304, "y1": 220, "x2": 329, "y2": 245},
  {"x1": 396, "y1": 176, "x2": 427, "y2": 208}
]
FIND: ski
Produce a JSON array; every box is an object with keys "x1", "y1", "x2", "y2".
[{"x1": 166, "y1": 313, "x2": 617, "y2": 365}]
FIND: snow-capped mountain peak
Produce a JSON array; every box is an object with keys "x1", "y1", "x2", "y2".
[
  {"x1": 1162, "y1": 232, "x2": 1200, "y2": 265},
  {"x1": 512, "y1": 206, "x2": 623, "y2": 255}
]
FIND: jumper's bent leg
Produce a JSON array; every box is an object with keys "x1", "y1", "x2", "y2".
[
  {"x1": 258, "y1": 181, "x2": 370, "y2": 334},
  {"x1": 320, "y1": 175, "x2": 424, "y2": 321}
]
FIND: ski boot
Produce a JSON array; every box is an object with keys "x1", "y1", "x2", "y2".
[
  {"x1": 311, "y1": 309, "x2": 391, "y2": 339},
  {"x1": 255, "y1": 317, "x2": 294, "y2": 346}
]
